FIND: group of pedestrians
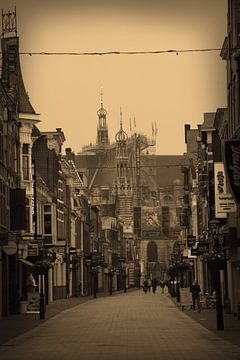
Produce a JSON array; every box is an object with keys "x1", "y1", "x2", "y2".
[
  {"x1": 142, "y1": 277, "x2": 167, "y2": 294},
  {"x1": 142, "y1": 276, "x2": 201, "y2": 313}
]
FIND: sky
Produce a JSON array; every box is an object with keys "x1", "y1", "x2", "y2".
[{"x1": 1, "y1": 0, "x2": 227, "y2": 155}]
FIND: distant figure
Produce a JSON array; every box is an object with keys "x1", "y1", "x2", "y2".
[
  {"x1": 147, "y1": 278, "x2": 152, "y2": 292},
  {"x1": 143, "y1": 278, "x2": 148, "y2": 294},
  {"x1": 152, "y1": 278, "x2": 157, "y2": 293},
  {"x1": 160, "y1": 280, "x2": 165, "y2": 293},
  {"x1": 190, "y1": 279, "x2": 201, "y2": 312}
]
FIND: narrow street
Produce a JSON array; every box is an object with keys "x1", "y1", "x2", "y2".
[{"x1": 0, "y1": 290, "x2": 240, "y2": 360}]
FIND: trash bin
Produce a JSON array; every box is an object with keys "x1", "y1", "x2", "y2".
[{"x1": 19, "y1": 301, "x2": 27, "y2": 314}]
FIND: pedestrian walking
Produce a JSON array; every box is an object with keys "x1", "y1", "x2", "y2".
[
  {"x1": 152, "y1": 278, "x2": 157, "y2": 293},
  {"x1": 190, "y1": 279, "x2": 201, "y2": 312},
  {"x1": 160, "y1": 280, "x2": 165, "y2": 294},
  {"x1": 143, "y1": 278, "x2": 148, "y2": 294},
  {"x1": 148, "y1": 278, "x2": 152, "y2": 292}
]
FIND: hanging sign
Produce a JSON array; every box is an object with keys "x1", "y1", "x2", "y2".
[
  {"x1": 187, "y1": 235, "x2": 196, "y2": 247},
  {"x1": 197, "y1": 243, "x2": 209, "y2": 254},
  {"x1": 223, "y1": 140, "x2": 240, "y2": 205},
  {"x1": 214, "y1": 163, "x2": 236, "y2": 217}
]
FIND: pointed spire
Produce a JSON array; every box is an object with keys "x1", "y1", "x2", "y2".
[
  {"x1": 115, "y1": 106, "x2": 128, "y2": 142},
  {"x1": 97, "y1": 87, "x2": 107, "y2": 117},
  {"x1": 120, "y1": 106, "x2": 123, "y2": 129},
  {"x1": 155, "y1": 120, "x2": 158, "y2": 136},
  {"x1": 100, "y1": 86, "x2": 103, "y2": 107},
  {"x1": 129, "y1": 116, "x2": 132, "y2": 134},
  {"x1": 133, "y1": 115, "x2": 136, "y2": 132}
]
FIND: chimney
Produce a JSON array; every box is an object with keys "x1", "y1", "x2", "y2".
[{"x1": 184, "y1": 124, "x2": 191, "y2": 144}]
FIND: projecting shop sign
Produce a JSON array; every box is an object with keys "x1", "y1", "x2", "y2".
[
  {"x1": 223, "y1": 140, "x2": 240, "y2": 205},
  {"x1": 214, "y1": 162, "x2": 236, "y2": 218},
  {"x1": 187, "y1": 235, "x2": 196, "y2": 247}
]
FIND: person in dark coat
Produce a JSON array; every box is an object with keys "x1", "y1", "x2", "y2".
[
  {"x1": 190, "y1": 279, "x2": 201, "y2": 312},
  {"x1": 147, "y1": 278, "x2": 152, "y2": 292},
  {"x1": 143, "y1": 278, "x2": 148, "y2": 294},
  {"x1": 152, "y1": 278, "x2": 157, "y2": 293}
]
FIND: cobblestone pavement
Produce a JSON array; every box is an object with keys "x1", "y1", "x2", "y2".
[{"x1": 1, "y1": 290, "x2": 240, "y2": 360}]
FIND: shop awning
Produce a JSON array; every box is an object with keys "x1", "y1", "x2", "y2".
[{"x1": 19, "y1": 258, "x2": 34, "y2": 267}]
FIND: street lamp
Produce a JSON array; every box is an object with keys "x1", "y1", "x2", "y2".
[{"x1": 208, "y1": 218, "x2": 224, "y2": 331}]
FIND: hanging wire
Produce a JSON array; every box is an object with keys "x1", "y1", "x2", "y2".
[{"x1": 4, "y1": 47, "x2": 225, "y2": 57}]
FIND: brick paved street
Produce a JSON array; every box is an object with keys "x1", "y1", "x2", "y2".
[{"x1": 1, "y1": 290, "x2": 240, "y2": 360}]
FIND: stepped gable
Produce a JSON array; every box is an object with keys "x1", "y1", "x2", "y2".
[
  {"x1": 1, "y1": 36, "x2": 36, "y2": 114},
  {"x1": 155, "y1": 155, "x2": 187, "y2": 187}
]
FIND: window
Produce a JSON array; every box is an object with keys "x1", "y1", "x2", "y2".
[
  {"x1": 147, "y1": 241, "x2": 158, "y2": 262},
  {"x1": 44, "y1": 204, "x2": 52, "y2": 244},
  {"x1": 44, "y1": 204, "x2": 52, "y2": 235},
  {"x1": 22, "y1": 144, "x2": 30, "y2": 180},
  {"x1": 162, "y1": 206, "x2": 170, "y2": 236}
]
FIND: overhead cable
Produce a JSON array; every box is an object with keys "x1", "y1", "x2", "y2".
[{"x1": 10, "y1": 47, "x2": 225, "y2": 56}]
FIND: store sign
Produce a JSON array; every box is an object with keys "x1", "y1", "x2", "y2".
[
  {"x1": 191, "y1": 248, "x2": 199, "y2": 256},
  {"x1": 217, "y1": 194, "x2": 236, "y2": 213},
  {"x1": 190, "y1": 243, "x2": 209, "y2": 256},
  {"x1": 28, "y1": 244, "x2": 39, "y2": 257},
  {"x1": 128, "y1": 268, "x2": 135, "y2": 286},
  {"x1": 214, "y1": 163, "x2": 236, "y2": 218},
  {"x1": 26, "y1": 292, "x2": 39, "y2": 313},
  {"x1": 197, "y1": 242, "x2": 209, "y2": 254},
  {"x1": 187, "y1": 235, "x2": 196, "y2": 247},
  {"x1": 223, "y1": 140, "x2": 240, "y2": 205}
]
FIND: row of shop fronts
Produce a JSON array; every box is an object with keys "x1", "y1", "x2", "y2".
[
  {"x1": 0, "y1": 9, "x2": 140, "y2": 320},
  {"x1": 165, "y1": 2, "x2": 240, "y2": 320},
  {"x1": 180, "y1": 114, "x2": 240, "y2": 317}
]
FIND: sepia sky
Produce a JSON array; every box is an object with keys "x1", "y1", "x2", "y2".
[{"x1": 1, "y1": 0, "x2": 227, "y2": 155}]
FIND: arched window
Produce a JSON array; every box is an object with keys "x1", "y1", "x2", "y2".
[{"x1": 147, "y1": 241, "x2": 158, "y2": 262}]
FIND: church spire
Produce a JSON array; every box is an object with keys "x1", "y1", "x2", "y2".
[
  {"x1": 115, "y1": 106, "x2": 127, "y2": 143},
  {"x1": 100, "y1": 86, "x2": 103, "y2": 107},
  {"x1": 120, "y1": 106, "x2": 123, "y2": 130},
  {"x1": 97, "y1": 88, "x2": 109, "y2": 146}
]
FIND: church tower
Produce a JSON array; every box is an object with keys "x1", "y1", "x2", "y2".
[
  {"x1": 115, "y1": 108, "x2": 133, "y2": 243},
  {"x1": 97, "y1": 88, "x2": 109, "y2": 147}
]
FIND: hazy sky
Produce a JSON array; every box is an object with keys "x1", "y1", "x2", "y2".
[{"x1": 2, "y1": 0, "x2": 227, "y2": 155}]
